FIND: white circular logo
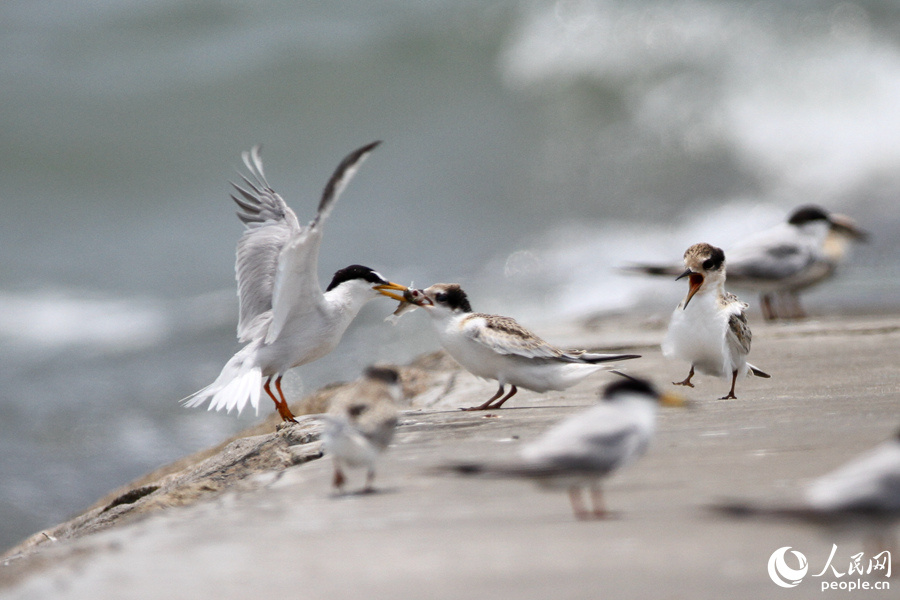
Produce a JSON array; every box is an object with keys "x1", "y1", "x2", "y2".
[{"x1": 768, "y1": 546, "x2": 809, "y2": 588}]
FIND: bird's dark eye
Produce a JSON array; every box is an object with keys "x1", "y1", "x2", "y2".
[
  {"x1": 348, "y1": 404, "x2": 368, "y2": 418},
  {"x1": 435, "y1": 292, "x2": 448, "y2": 302},
  {"x1": 702, "y1": 258, "x2": 716, "y2": 270}
]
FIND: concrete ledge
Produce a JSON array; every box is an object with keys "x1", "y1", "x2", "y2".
[{"x1": 1, "y1": 314, "x2": 897, "y2": 599}]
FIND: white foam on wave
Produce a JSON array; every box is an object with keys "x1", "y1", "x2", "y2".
[
  {"x1": 0, "y1": 288, "x2": 235, "y2": 354},
  {"x1": 499, "y1": 0, "x2": 900, "y2": 200},
  {"x1": 474, "y1": 201, "x2": 798, "y2": 323}
]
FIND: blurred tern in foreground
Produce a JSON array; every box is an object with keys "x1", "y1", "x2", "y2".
[
  {"x1": 440, "y1": 378, "x2": 686, "y2": 519},
  {"x1": 403, "y1": 284, "x2": 640, "y2": 410},
  {"x1": 183, "y1": 143, "x2": 407, "y2": 422},
  {"x1": 625, "y1": 205, "x2": 868, "y2": 320},
  {"x1": 715, "y1": 428, "x2": 900, "y2": 553},
  {"x1": 662, "y1": 243, "x2": 770, "y2": 399},
  {"x1": 805, "y1": 428, "x2": 900, "y2": 517},
  {"x1": 319, "y1": 366, "x2": 401, "y2": 493}
]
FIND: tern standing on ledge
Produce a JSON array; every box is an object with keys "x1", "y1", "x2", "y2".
[
  {"x1": 320, "y1": 365, "x2": 402, "y2": 494},
  {"x1": 662, "y1": 243, "x2": 770, "y2": 400},
  {"x1": 407, "y1": 283, "x2": 640, "y2": 410},
  {"x1": 182, "y1": 143, "x2": 407, "y2": 422},
  {"x1": 440, "y1": 377, "x2": 687, "y2": 519}
]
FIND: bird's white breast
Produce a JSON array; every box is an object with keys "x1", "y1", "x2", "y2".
[{"x1": 663, "y1": 291, "x2": 732, "y2": 377}]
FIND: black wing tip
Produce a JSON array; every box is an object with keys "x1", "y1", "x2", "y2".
[
  {"x1": 341, "y1": 140, "x2": 383, "y2": 168},
  {"x1": 427, "y1": 462, "x2": 486, "y2": 477},
  {"x1": 582, "y1": 353, "x2": 641, "y2": 364},
  {"x1": 750, "y1": 367, "x2": 771, "y2": 378},
  {"x1": 620, "y1": 263, "x2": 679, "y2": 277},
  {"x1": 707, "y1": 500, "x2": 763, "y2": 518},
  {"x1": 314, "y1": 140, "x2": 384, "y2": 222}
]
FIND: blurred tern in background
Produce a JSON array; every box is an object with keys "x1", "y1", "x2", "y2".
[
  {"x1": 183, "y1": 143, "x2": 407, "y2": 422},
  {"x1": 404, "y1": 284, "x2": 640, "y2": 410}
]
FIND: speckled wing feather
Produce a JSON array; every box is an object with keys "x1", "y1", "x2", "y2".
[
  {"x1": 462, "y1": 313, "x2": 567, "y2": 360},
  {"x1": 724, "y1": 293, "x2": 752, "y2": 357}
]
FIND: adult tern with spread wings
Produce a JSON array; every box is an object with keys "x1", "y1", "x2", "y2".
[{"x1": 183, "y1": 143, "x2": 407, "y2": 422}]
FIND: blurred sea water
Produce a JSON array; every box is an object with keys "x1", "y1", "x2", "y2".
[{"x1": 1, "y1": 0, "x2": 899, "y2": 550}]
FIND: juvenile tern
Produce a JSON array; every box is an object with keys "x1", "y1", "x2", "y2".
[
  {"x1": 662, "y1": 243, "x2": 770, "y2": 399},
  {"x1": 624, "y1": 205, "x2": 868, "y2": 320},
  {"x1": 407, "y1": 283, "x2": 640, "y2": 410},
  {"x1": 440, "y1": 377, "x2": 686, "y2": 519},
  {"x1": 319, "y1": 366, "x2": 402, "y2": 493},
  {"x1": 182, "y1": 143, "x2": 407, "y2": 422}
]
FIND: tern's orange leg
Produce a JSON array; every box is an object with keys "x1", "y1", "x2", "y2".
[
  {"x1": 363, "y1": 468, "x2": 377, "y2": 494},
  {"x1": 273, "y1": 376, "x2": 298, "y2": 422},
  {"x1": 589, "y1": 485, "x2": 608, "y2": 519},
  {"x1": 760, "y1": 294, "x2": 776, "y2": 321},
  {"x1": 461, "y1": 384, "x2": 507, "y2": 411},
  {"x1": 673, "y1": 366, "x2": 695, "y2": 388},
  {"x1": 784, "y1": 292, "x2": 807, "y2": 320},
  {"x1": 487, "y1": 385, "x2": 518, "y2": 409},
  {"x1": 568, "y1": 487, "x2": 590, "y2": 520},
  {"x1": 719, "y1": 370, "x2": 738, "y2": 400},
  {"x1": 264, "y1": 377, "x2": 298, "y2": 423},
  {"x1": 332, "y1": 463, "x2": 346, "y2": 491}
]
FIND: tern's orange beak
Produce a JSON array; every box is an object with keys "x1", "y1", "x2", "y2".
[
  {"x1": 676, "y1": 269, "x2": 704, "y2": 309},
  {"x1": 373, "y1": 282, "x2": 408, "y2": 301},
  {"x1": 828, "y1": 214, "x2": 870, "y2": 242},
  {"x1": 659, "y1": 390, "x2": 690, "y2": 408}
]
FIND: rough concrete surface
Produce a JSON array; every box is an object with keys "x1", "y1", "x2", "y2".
[{"x1": 1, "y1": 314, "x2": 898, "y2": 599}]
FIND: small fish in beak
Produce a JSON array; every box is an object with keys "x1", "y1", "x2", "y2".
[{"x1": 385, "y1": 287, "x2": 423, "y2": 324}]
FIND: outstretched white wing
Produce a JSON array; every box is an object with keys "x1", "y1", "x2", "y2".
[
  {"x1": 266, "y1": 141, "x2": 381, "y2": 344},
  {"x1": 231, "y1": 145, "x2": 303, "y2": 342}
]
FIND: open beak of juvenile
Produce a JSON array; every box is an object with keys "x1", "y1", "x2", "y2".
[
  {"x1": 409, "y1": 289, "x2": 433, "y2": 307},
  {"x1": 373, "y1": 282, "x2": 409, "y2": 301},
  {"x1": 676, "y1": 269, "x2": 704, "y2": 309}
]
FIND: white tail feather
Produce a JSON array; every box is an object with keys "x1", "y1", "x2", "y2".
[{"x1": 181, "y1": 344, "x2": 263, "y2": 416}]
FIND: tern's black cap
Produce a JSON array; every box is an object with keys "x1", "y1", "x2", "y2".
[
  {"x1": 326, "y1": 265, "x2": 387, "y2": 291},
  {"x1": 787, "y1": 205, "x2": 830, "y2": 226},
  {"x1": 433, "y1": 284, "x2": 473, "y2": 313},
  {"x1": 601, "y1": 376, "x2": 658, "y2": 400}
]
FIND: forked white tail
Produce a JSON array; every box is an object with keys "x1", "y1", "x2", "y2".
[{"x1": 182, "y1": 343, "x2": 262, "y2": 415}]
